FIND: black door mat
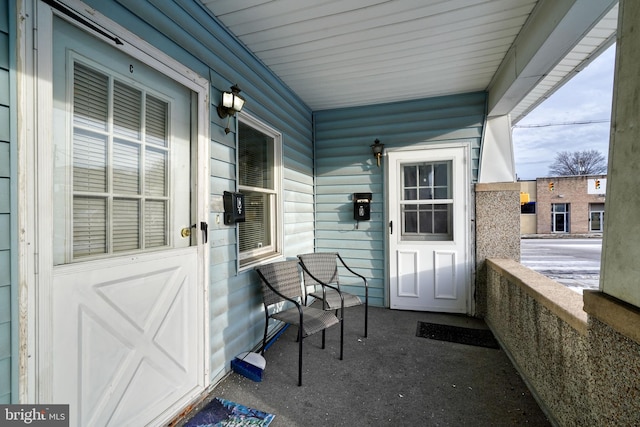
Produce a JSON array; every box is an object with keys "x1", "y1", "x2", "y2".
[{"x1": 416, "y1": 321, "x2": 500, "y2": 349}]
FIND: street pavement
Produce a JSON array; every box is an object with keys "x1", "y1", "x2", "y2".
[{"x1": 520, "y1": 238, "x2": 602, "y2": 294}]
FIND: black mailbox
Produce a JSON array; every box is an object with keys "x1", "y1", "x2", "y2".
[
  {"x1": 353, "y1": 193, "x2": 372, "y2": 221},
  {"x1": 224, "y1": 191, "x2": 246, "y2": 225}
]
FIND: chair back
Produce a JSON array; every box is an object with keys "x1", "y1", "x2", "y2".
[
  {"x1": 298, "y1": 253, "x2": 339, "y2": 288},
  {"x1": 256, "y1": 260, "x2": 304, "y2": 307}
]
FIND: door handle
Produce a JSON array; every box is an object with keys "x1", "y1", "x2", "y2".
[
  {"x1": 389, "y1": 220, "x2": 393, "y2": 235},
  {"x1": 200, "y1": 221, "x2": 208, "y2": 244}
]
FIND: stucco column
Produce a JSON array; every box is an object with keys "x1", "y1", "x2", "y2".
[
  {"x1": 599, "y1": 0, "x2": 640, "y2": 308},
  {"x1": 475, "y1": 182, "x2": 520, "y2": 316}
]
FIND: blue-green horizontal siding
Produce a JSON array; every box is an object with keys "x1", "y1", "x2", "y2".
[
  {"x1": 85, "y1": 0, "x2": 315, "y2": 383},
  {"x1": 314, "y1": 92, "x2": 487, "y2": 307},
  {"x1": 0, "y1": 0, "x2": 11, "y2": 404}
]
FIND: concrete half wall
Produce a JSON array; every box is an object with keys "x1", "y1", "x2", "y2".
[{"x1": 486, "y1": 259, "x2": 640, "y2": 425}]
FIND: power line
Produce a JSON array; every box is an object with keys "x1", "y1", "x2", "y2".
[{"x1": 513, "y1": 119, "x2": 610, "y2": 128}]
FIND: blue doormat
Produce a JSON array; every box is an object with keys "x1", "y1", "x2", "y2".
[{"x1": 184, "y1": 397, "x2": 275, "y2": 427}]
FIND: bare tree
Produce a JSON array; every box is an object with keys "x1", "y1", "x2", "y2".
[{"x1": 548, "y1": 149, "x2": 607, "y2": 176}]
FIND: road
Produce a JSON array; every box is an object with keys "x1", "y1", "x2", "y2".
[{"x1": 520, "y1": 238, "x2": 602, "y2": 294}]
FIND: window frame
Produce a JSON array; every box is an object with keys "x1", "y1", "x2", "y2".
[
  {"x1": 589, "y1": 203, "x2": 605, "y2": 232},
  {"x1": 551, "y1": 203, "x2": 570, "y2": 233},
  {"x1": 236, "y1": 112, "x2": 283, "y2": 270},
  {"x1": 399, "y1": 160, "x2": 454, "y2": 241},
  {"x1": 53, "y1": 52, "x2": 193, "y2": 265}
]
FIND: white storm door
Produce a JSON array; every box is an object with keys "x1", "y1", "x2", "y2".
[
  {"x1": 45, "y1": 16, "x2": 205, "y2": 427},
  {"x1": 388, "y1": 147, "x2": 470, "y2": 313}
]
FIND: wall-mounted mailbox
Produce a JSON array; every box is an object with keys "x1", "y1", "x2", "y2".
[
  {"x1": 224, "y1": 191, "x2": 246, "y2": 225},
  {"x1": 353, "y1": 193, "x2": 372, "y2": 221}
]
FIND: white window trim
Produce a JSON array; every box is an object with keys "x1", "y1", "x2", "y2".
[{"x1": 237, "y1": 112, "x2": 283, "y2": 271}]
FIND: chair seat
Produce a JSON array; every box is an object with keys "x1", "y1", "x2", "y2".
[
  {"x1": 271, "y1": 306, "x2": 339, "y2": 337},
  {"x1": 309, "y1": 288, "x2": 362, "y2": 310}
]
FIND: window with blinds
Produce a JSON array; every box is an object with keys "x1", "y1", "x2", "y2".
[
  {"x1": 71, "y1": 61, "x2": 170, "y2": 260},
  {"x1": 237, "y1": 119, "x2": 281, "y2": 266}
]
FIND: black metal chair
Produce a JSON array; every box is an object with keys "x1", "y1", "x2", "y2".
[
  {"x1": 298, "y1": 252, "x2": 368, "y2": 337},
  {"x1": 255, "y1": 259, "x2": 344, "y2": 386}
]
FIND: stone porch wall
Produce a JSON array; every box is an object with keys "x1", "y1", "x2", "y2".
[
  {"x1": 475, "y1": 183, "x2": 520, "y2": 317},
  {"x1": 486, "y1": 259, "x2": 640, "y2": 426}
]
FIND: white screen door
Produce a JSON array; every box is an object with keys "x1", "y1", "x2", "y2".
[
  {"x1": 388, "y1": 147, "x2": 470, "y2": 312},
  {"x1": 41, "y1": 15, "x2": 206, "y2": 427}
]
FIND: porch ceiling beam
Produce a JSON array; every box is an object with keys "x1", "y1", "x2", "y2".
[{"x1": 487, "y1": 0, "x2": 617, "y2": 117}]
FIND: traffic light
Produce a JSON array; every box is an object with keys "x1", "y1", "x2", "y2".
[
  {"x1": 595, "y1": 179, "x2": 601, "y2": 190},
  {"x1": 549, "y1": 182, "x2": 554, "y2": 191}
]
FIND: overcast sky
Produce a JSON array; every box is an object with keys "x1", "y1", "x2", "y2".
[{"x1": 512, "y1": 44, "x2": 616, "y2": 181}]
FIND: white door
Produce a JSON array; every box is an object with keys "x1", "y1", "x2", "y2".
[
  {"x1": 40, "y1": 15, "x2": 206, "y2": 426},
  {"x1": 388, "y1": 147, "x2": 470, "y2": 312}
]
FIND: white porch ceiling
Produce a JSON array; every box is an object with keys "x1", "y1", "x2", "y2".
[{"x1": 201, "y1": 0, "x2": 617, "y2": 117}]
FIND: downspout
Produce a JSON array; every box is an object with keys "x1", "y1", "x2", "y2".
[
  {"x1": 311, "y1": 112, "x2": 317, "y2": 252},
  {"x1": 478, "y1": 95, "x2": 489, "y2": 184}
]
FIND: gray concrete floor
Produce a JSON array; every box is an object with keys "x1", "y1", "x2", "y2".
[{"x1": 176, "y1": 305, "x2": 550, "y2": 426}]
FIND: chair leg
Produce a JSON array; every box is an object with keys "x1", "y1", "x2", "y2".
[
  {"x1": 321, "y1": 329, "x2": 326, "y2": 349},
  {"x1": 340, "y1": 315, "x2": 344, "y2": 360},
  {"x1": 364, "y1": 302, "x2": 368, "y2": 338},
  {"x1": 298, "y1": 327, "x2": 303, "y2": 386},
  {"x1": 262, "y1": 313, "x2": 269, "y2": 354}
]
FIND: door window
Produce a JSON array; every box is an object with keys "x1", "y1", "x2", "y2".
[
  {"x1": 551, "y1": 203, "x2": 570, "y2": 233},
  {"x1": 400, "y1": 161, "x2": 453, "y2": 241},
  {"x1": 53, "y1": 55, "x2": 191, "y2": 265},
  {"x1": 590, "y1": 203, "x2": 605, "y2": 232}
]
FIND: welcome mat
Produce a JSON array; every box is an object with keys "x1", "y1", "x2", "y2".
[
  {"x1": 184, "y1": 397, "x2": 275, "y2": 427},
  {"x1": 416, "y1": 321, "x2": 500, "y2": 349}
]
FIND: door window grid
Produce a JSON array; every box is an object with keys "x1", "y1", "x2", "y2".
[
  {"x1": 400, "y1": 161, "x2": 453, "y2": 241},
  {"x1": 238, "y1": 117, "x2": 282, "y2": 266},
  {"x1": 70, "y1": 61, "x2": 170, "y2": 261}
]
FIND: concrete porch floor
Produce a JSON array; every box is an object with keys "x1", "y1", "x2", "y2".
[{"x1": 175, "y1": 305, "x2": 551, "y2": 426}]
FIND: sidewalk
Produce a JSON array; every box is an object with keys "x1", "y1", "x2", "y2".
[{"x1": 521, "y1": 233, "x2": 602, "y2": 239}]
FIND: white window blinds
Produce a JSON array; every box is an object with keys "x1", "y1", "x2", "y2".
[
  {"x1": 71, "y1": 61, "x2": 170, "y2": 259},
  {"x1": 238, "y1": 119, "x2": 279, "y2": 264}
]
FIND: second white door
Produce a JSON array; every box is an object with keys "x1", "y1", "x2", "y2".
[{"x1": 388, "y1": 147, "x2": 470, "y2": 313}]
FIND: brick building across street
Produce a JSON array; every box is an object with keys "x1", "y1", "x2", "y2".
[{"x1": 520, "y1": 175, "x2": 607, "y2": 235}]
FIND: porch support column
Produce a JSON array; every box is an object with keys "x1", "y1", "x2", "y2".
[
  {"x1": 478, "y1": 115, "x2": 516, "y2": 183},
  {"x1": 597, "y1": 0, "x2": 640, "y2": 309},
  {"x1": 582, "y1": 6, "x2": 640, "y2": 420},
  {"x1": 474, "y1": 183, "x2": 520, "y2": 317}
]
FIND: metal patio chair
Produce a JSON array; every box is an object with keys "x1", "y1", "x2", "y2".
[
  {"x1": 298, "y1": 252, "x2": 369, "y2": 338},
  {"x1": 255, "y1": 259, "x2": 344, "y2": 386}
]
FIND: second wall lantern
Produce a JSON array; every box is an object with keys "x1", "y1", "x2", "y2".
[
  {"x1": 217, "y1": 84, "x2": 246, "y2": 134},
  {"x1": 370, "y1": 139, "x2": 384, "y2": 167}
]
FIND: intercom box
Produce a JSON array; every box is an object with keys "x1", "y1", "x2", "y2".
[
  {"x1": 353, "y1": 192, "x2": 372, "y2": 221},
  {"x1": 223, "y1": 191, "x2": 246, "y2": 225}
]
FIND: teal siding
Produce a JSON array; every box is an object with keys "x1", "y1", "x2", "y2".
[
  {"x1": 83, "y1": 0, "x2": 315, "y2": 383},
  {"x1": 0, "y1": 0, "x2": 12, "y2": 404},
  {"x1": 314, "y1": 92, "x2": 487, "y2": 307}
]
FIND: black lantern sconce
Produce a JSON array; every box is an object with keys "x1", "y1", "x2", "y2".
[
  {"x1": 217, "y1": 84, "x2": 246, "y2": 134},
  {"x1": 370, "y1": 139, "x2": 384, "y2": 167}
]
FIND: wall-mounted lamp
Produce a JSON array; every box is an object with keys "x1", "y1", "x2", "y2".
[
  {"x1": 217, "y1": 84, "x2": 246, "y2": 134},
  {"x1": 370, "y1": 139, "x2": 384, "y2": 167}
]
